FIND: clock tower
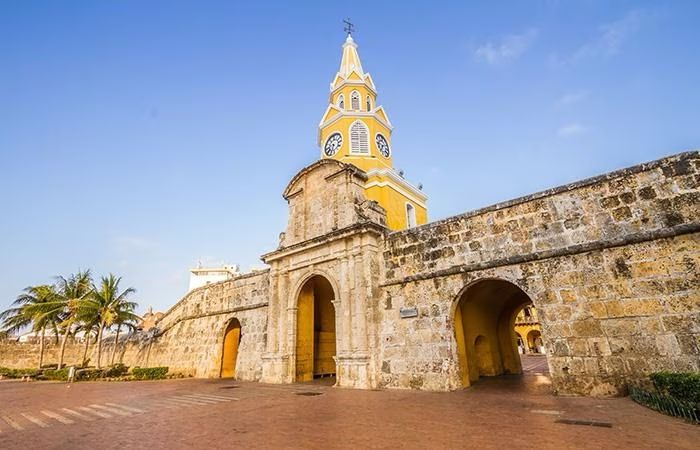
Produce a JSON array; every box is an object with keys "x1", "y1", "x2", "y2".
[{"x1": 318, "y1": 32, "x2": 428, "y2": 230}]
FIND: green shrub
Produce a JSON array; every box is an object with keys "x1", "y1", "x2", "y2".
[
  {"x1": 76, "y1": 368, "x2": 106, "y2": 381},
  {"x1": 0, "y1": 367, "x2": 39, "y2": 378},
  {"x1": 103, "y1": 363, "x2": 128, "y2": 378},
  {"x1": 43, "y1": 368, "x2": 69, "y2": 381},
  {"x1": 650, "y1": 372, "x2": 700, "y2": 404},
  {"x1": 132, "y1": 366, "x2": 169, "y2": 380}
]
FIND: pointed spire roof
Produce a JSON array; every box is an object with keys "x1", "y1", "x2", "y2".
[{"x1": 338, "y1": 34, "x2": 364, "y2": 77}]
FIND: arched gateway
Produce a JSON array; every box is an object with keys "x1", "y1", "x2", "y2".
[
  {"x1": 454, "y1": 279, "x2": 536, "y2": 387},
  {"x1": 220, "y1": 318, "x2": 242, "y2": 378},
  {"x1": 295, "y1": 275, "x2": 337, "y2": 382}
]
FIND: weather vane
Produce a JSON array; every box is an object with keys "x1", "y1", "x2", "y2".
[{"x1": 343, "y1": 18, "x2": 355, "y2": 35}]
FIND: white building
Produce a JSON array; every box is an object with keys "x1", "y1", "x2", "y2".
[{"x1": 188, "y1": 263, "x2": 240, "y2": 291}]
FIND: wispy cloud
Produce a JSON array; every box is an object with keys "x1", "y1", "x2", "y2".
[
  {"x1": 551, "y1": 10, "x2": 648, "y2": 66},
  {"x1": 557, "y1": 123, "x2": 588, "y2": 137},
  {"x1": 557, "y1": 90, "x2": 590, "y2": 106},
  {"x1": 474, "y1": 28, "x2": 539, "y2": 65}
]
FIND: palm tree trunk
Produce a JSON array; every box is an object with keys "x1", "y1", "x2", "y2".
[
  {"x1": 96, "y1": 323, "x2": 105, "y2": 369},
  {"x1": 111, "y1": 325, "x2": 121, "y2": 366},
  {"x1": 58, "y1": 327, "x2": 70, "y2": 370},
  {"x1": 38, "y1": 327, "x2": 45, "y2": 369},
  {"x1": 82, "y1": 330, "x2": 91, "y2": 367}
]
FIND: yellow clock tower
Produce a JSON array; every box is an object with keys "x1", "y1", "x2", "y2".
[{"x1": 318, "y1": 33, "x2": 428, "y2": 230}]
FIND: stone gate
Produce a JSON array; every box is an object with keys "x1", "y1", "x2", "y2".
[{"x1": 4, "y1": 152, "x2": 696, "y2": 397}]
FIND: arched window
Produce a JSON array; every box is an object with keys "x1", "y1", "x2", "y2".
[
  {"x1": 406, "y1": 203, "x2": 417, "y2": 228},
  {"x1": 349, "y1": 120, "x2": 369, "y2": 154},
  {"x1": 350, "y1": 90, "x2": 360, "y2": 110},
  {"x1": 366, "y1": 95, "x2": 371, "y2": 111},
  {"x1": 337, "y1": 94, "x2": 344, "y2": 109}
]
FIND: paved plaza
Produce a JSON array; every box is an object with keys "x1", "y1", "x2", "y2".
[{"x1": 1, "y1": 361, "x2": 698, "y2": 450}]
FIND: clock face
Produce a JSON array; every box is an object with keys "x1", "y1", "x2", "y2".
[
  {"x1": 324, "y1": 133, "x2": 342, "y2": 156},
  {"x1": 375, "y1": 133, "x2": 391, "y2": 157}
]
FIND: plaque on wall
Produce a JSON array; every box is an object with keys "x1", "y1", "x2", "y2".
[{"x1": 399, "y1": 307, "x2": 418, "y2": 318}]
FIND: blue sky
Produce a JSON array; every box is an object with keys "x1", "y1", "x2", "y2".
[{"x1": 1, "y1": 1, "x2": 698, "y2": 315}]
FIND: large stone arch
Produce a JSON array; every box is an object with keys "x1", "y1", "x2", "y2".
[
  {"x1": 289, "y1": 269, "x2": 341, "y2": 310},
  {"x1": 293, "y1": 274, "x2": 338, "y2": 383}
]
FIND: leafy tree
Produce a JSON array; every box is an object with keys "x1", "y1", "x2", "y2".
[
  {"x1": 86, "y1": 274, "x2": 136, "y2": 369},
  {"x1": 75, "y1": 316, "x2": 98, "y2": 368},
  {"x1": 110, "y1": 300, "x2": 140, "y2": 365},
  {"x1": 0, "y1": 285, "x2": 59, "y2": 368},
  {"x1": 26, "y1": 270, "x2": 94, "y2": 369}
]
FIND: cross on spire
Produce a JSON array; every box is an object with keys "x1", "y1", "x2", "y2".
[{"x1": 343, "y1": 18, "x2": 355, "y2": 36}]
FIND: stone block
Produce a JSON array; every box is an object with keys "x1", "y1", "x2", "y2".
[
  {"x1": 655, "y1": 335, "x2": 681, "y2": 356},
  {"x1": 571, "y1": 319, "x2": 603, "y2": 337},
  {"x1": 602, "y1": 318, "x2": 640, "y2": 336}
]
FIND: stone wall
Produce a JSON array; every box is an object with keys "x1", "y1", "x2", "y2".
[
  {"x1": 2, "y1": 152, "x2": 697, "y2": 397},
  {"x1": 146, "y1": 270, "x2": 270, "y2": 379},
  {"x1": 1, "y1": 270, "x2": 271, "y2": 380},
  {"x1": 262, "y1": 158, "x2": 386, "y2": 388},
  {"x1": 379, "y1": 151, "x2": 699, "y2": 395},
  {"x1": 0, "y1": 340, "x2": 93, "y2": 369}
]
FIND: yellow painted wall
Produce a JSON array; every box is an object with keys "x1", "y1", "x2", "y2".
[
  {"x1": 453, "y1": 303, "x2": 470, "y2": 387},
  {"x1": 295, "y1": 283, "x2": 314, "y2": 382},
  {"x1": 220, "y1": 319, "x2": 241, "y2": 378},
  {"x1": 365, "y1": 183, "x2": 427, "y2": 230},
  {"x1": 295, "y1": 276, "x2": 337, "y2": 381},
  {"x1": 331, "y1": 84, "x2": 376, "y2": 110},
  {"x1": 313, "y1": 279, "x2": 336, "y2": 376},
  {"x1": 318, "y1": 40, "x2": 429, "y2": 232},
  {"x1": 320, "y1": 116, "x2": 393, "y2": 170}
]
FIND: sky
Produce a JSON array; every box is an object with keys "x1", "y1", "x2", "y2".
[{"x1": 1, "y1": 0, "x2": 698, "y2": 315}]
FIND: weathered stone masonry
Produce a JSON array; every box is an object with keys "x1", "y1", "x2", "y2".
[
  {"x1": 145, "y1": 270, "x2": 270, "y2": 380},
  {"x1": 380, "y1": 151, "x2": 699, "y2": 395},
  {"x1": 2, "y1": 152, "x2": 696, "y2": 397}
]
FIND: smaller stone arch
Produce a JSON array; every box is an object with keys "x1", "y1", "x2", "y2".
[
  {"x1": 527, "y1": 329, "x2": 544, "y2": 354},
  {"x1": 452, "y1": 277, "x2": 534, "y2": 387},
  {"x1": 220, "y1": 318, "x2": 242, "y2": 378},
  {"x1": 448, "y1": 275, "x2": 535, "y2": 320},
  {"x1": 514, "y1": 332, "x2": 524, "y2": 354}
]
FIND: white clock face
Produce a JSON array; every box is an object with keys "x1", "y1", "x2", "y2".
[
  {"x1": 375, "y1": 133, "x2": 390, "y2": 157},
  {"x1": 324, "y1": 133, "x2": 342, "y2": 156}
]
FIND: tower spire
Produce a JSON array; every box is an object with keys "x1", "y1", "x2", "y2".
[
  {"x1": 339, "y1": 30, "x2": 364, "y2": 77},
  {"x1": 316, "y1": 29, "x2": 428, "y2": 230}
]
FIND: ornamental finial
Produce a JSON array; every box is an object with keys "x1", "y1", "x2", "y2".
[{"x1": 343, "y1": 18, "x2": 355, "y2": 36}]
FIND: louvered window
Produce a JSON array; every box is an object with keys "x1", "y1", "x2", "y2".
[
  {"x1": 366, "y1": 95, "x2": 371, "y2": 111},
  {"x1": 350, "y1": 121, "x2": 369, "y2": 154},
  {"x1": 350, "y1": 91, "x2": 360, "y2": 110},
  {"x1": 338, "y1": 94, "x2": 344, "y2": 109}
]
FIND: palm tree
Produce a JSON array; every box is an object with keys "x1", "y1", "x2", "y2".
[
  {"x1": 87, "y1": 274, "x2": 136, "y2": 369},
  {"x1": 26, "y1": 271, "x2": 94, "y2": 369},
  {"x1": 75, "y1": 317, "x2": 98, "y2": 367},
  {"x1": 110, "y1": 302, "x2": 140, "y2": 365},
  {"x1": 0, "y1": 285, "x2": 59, "y2": 369}
]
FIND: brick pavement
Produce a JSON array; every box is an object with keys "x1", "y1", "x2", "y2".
[
  {"x1": 0, "y1": 375, "x2": 698, "y2": 449},
  {"x1": 521, "y1": 354, "x2": 549, "y2": 374}
]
